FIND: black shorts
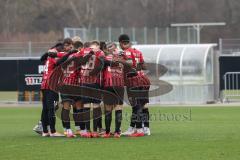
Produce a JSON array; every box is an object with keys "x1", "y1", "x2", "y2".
[
  {"x1": 103, "y1": 87, "x2": 124, "y2": 105},
  {"x1": 42, "y1": 89, "x2": 59, "y2": 102},
  {"x1": 60, "y1": 94, "x2": 81, "y2": 103},
  {"x1": 127, "y1": 86, "x2": 149, "y2": 106},
  {"x1": 81, "y1": 83, "x2": 102, "y2": 104}
]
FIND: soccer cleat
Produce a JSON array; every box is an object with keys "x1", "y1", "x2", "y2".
[
  {"x1": 50, "y1": 132, "x2": 65, "y2": 137},
  {"x1": 110, "y1": 132, "x2": 115, "y2": 136},
  {"x1": 75, "y1": 126, "x2": 81, "y2": 132},
  {"x1": 33, "y1": 121, "x2": 43, "y2": 135},
  {"x1": 42, "y1": 132, "x2": 50, "y2": 137},
  {"x1": 121, "y1": 127, "x2": 135, "y2": 136},
  {"x1": 79, "y1": 130, "x2": 87, "y2": 135},
  {"x1": 102, "y1": 133, "x2": 111, "y2": 138},
  {"x1": 66, "y1": 129, "x2": 76, "y2": 138},
  {"x1": 81, "y1": 131, "x2": 92, "y2": 138},
  {"x1": 143, "y1": 127, "x2": 151, "y2": 136},
  {"x1": 114, "y1": 132, "x2": 121, "y2": 138},
  {"x1": 91, "y1": 132, "x2": 100, "y2": 138},
  {"x1": 130, "y1": 128, "x2": 145, "y2": 137},
  {"x1": 98, "y1": 128, "x2": 106, "y2": 135}
]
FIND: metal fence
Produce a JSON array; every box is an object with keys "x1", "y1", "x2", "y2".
[
  {"x1": 64, "y1": 27, "x2": 198, "y2": 44},
  {"x1": 219, "y1": 38, "x2": 240, "y2": 55},
  {"x1": 0, "y1": 27, "x2": 197, "y2": 57},
  {"x1": 0, "y1": 42, "x2": 55, "y2": 57},
  {"x1": 223, "y1": 72, "x2": 240, "y2": 102}
]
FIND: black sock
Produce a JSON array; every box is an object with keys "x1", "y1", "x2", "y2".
[
  {"x1": 61, "y1": 108, "x2": 70, "y2": 129},
  {"x1": 48, "y1": 107, "x2": 56, "y2": 133},
  {"x1": 142, "y1": 108, "x2": 149, "y2": 128},
  {"x1": 79, "y1": 109, "x2": 85, "y2": 130},
  {"x1": 105, "y1": 110, "x2": 112, "y2": 134},
  {"x1": 97, "y1": 107, "x2": 103, "y2": 129},
  {"x1": 84, "y1": 108, "x2": 91, "y2": 131},
  {"x1": 131, "y1": 107, "x2": 138, "y2": 128},
  {"x1": 41, "y1": 91, "x2": 48, "y2": 133},
  {"x1": 115, "y1": 110, "x2": 122, "y2": 133},
  {"x1": 130, "y1": 108, "x2": 136, "y2": 128},
  {"x1": 134, "y1": 105, "x2": 143, "y2": 129},
  {"x1": 41, "y1": 108, "x2": 48, "y2": 133},
  {"x1": 73, "y1": 108, "x2": 79, "y2": 128},
  {"x1": 61, "y1": 108, "x2": 66, "y2": 129},
  {"x1": 47, "y1": 91, "x2": 58, "y2": 133},
  {"x1": 93, "y1": 107, "x2": 102, "y2": 132}
]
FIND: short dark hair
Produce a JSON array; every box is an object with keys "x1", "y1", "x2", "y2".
[
  {"x1": 100, "y1": 41, "x2": 107, "y2": 51},
  {"x1": 63, "y1": 38, "x2": 73, "y2": 45},
  {"x1": 83, "y1": 42, "x2": 91, "y2": 48},
  {"x1": 73, "y1": 41, "x2": 83, "y2": 49},
  {"x1": 106, "y1": 42, "x2": 116, "y2": 49},
  {"x1": 90, "y1": 40, "x2": 100, "y2": 46},
  {"x1": 54, "y1": 43, "x2": 64, "y2": 52},
  {"x1": 118, "y1": 34, "x2": 130, "y2": 43}
]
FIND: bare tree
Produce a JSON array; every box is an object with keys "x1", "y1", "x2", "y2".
[{"x1": 1, "y1": 0, "x2": 240, "y2": 42}]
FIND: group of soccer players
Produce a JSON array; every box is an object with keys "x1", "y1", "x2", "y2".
[{"x1": 34, "y1": 34, "x2": 151, "y2": 138}]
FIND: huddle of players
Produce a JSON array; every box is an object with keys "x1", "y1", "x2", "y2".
[{"x1": 38, "y1": 34, "x2": 151, "y2": 138}]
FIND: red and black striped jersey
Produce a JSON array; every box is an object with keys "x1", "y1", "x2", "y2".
[
  {"x1": 103, "y1": 54, "x2": 124, "y2": 87},
  {"x1": 123, "y1": 48, "x2": 144, "y2": 69},
  {"x1": 41, "y1": 57, "x2": 57, "y2": 90},
  {"x1": 62, "y1": 51, "x2": 83, "y2": 86},
  {"x1": 123, "y1": 47, "x2": 150, "y2": 87},
  {"x1": 41, "y1": 51, "x2": 65, "y2": 90},
  {"x1": 80, "y1": 48, "x2": 105, "y2": 84}
]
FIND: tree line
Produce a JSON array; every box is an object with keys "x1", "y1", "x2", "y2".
[{"x1": 0, "y1": 0, "x2": 239, "y2": 43}]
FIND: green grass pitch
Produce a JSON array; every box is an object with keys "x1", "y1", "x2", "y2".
[{"x1": 0, "y1": 106, "x2": 240, "y2": 160}]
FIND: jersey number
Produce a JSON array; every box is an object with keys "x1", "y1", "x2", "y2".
[
  {"x1": 82, "y1": 56, "x2": 96, "y2": 70},
  {"x1": 64, "y1": 61, "x2": 75, "y2": 74}
]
